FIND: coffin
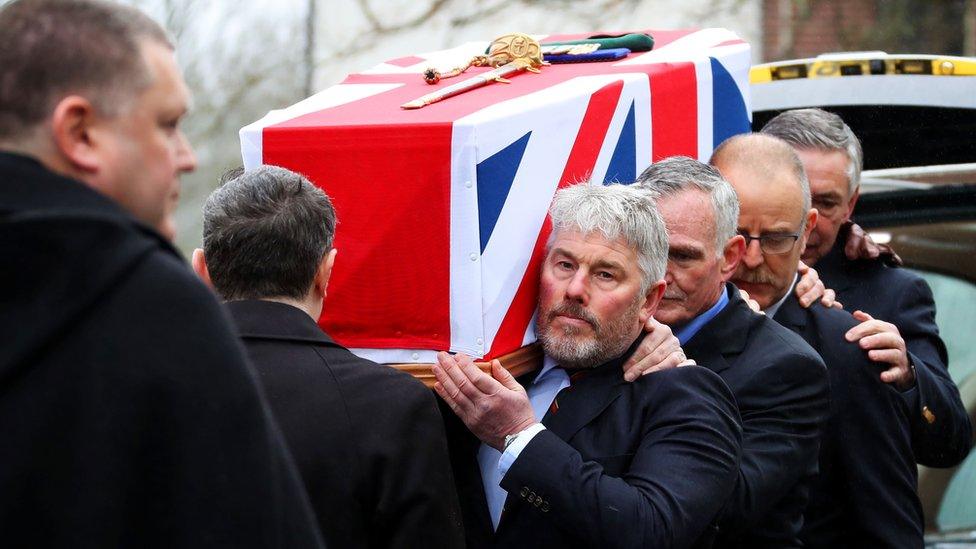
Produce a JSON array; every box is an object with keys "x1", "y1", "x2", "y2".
[{"x1": 240, "y1": 28, "x2": 752, "y2": 383}]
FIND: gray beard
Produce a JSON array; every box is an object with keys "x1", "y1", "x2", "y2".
[{"x1": 536, "y1": 297, "x2": 642, "y2": 370}]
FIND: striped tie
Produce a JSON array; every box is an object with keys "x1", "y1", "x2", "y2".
[{"x1": 548, "y1": 369, "x2": 591, "y2": 415}]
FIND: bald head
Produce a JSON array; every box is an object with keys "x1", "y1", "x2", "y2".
[
  {"x1": 710, "y1": 133, "x2": 818, "y2": 309},
  {"x1": 710, "y1": 133, "x2": 811, "y2": 218}
]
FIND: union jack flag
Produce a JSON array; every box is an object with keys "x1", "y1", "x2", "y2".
[{"x1": 240, "y1": 28, "x2": 751, "y2": 364}]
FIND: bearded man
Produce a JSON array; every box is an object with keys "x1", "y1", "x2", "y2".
[{"x1": 435, "y1": 183, "x2": 742, "y2": 549}]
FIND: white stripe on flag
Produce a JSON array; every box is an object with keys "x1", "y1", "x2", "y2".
[
  {"x1": 589, "y1": 73, "x2": 652, "y2": 184},
  {"x1": 449, "y1": 121, "x2": 485, "y2": 357},
  {"x1": 695, "y1": 57, "x2": 714, "y2": 162}
]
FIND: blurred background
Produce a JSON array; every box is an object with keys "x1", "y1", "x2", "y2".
[{"x1": 6, "y1": 0, "x2": 965, "y2": 256}]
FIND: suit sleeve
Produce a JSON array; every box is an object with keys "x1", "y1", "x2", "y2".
[
  {"x1": 365, "y1": 376, "x2": 466, "y2": 549},
  {"x1": 831, "y1": 344, "x2": 923, "y2": 547},
  {"x1": 718, "y1": 345, "x2": 829, "y2": 532},
  {"x1": 894, "y1": 275, "x2": 973, "y2": 466},
  {"x1": 499, "y1": 367, "x2": 741, "y2": 549}
]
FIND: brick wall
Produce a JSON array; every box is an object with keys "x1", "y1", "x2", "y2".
[{"x1": 763, "y1": 0, "x2": 879, "y2": 61}]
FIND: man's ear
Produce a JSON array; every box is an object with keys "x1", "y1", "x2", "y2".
[
  {"x1": 50, "y1": 95, "x2": 102, "y2": 175},
  {"x1": 800, "y1": 208, "x2": 819, "y2": 249},
  {"x1": 720, "y1": 234, "x2": 746, "y2": 281},
  {"x1": 190, "y1": 248, "x2": 213, "y2": 288},
  {"x1": 639, "y1": 280, "x2": 667, "y2": 323},
  {"x1": 313, "y1": 248, "x2": 338, "y2": 300},
  {"x1": 845, "y1": 187, "x2": 860, "y2": 221}
]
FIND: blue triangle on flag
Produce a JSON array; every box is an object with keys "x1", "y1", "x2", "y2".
[
  {"x1": 476, "y1": 131, "x2": 532, "y2": 253},
  {"x1": 710, "y1": 57, "x2": 751, "y2": 149},
  {"x1": 604, "y1": 101, "x2": 636, "y2": 184}
]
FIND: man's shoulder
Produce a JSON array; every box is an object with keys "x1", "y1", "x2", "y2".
[
  {"x1": 804, "y1": 302, "x2": 860, "y2": 340},
  {"x1": 632, "y1": 364, "x2": 736, "y2": 408},
  {"x1": 300, "y1": 343, "x2": 437, "y2": 418},
  {"x1": 315, "y1": 344, "x2": 431, "y2": 395},
  {"x1": 802, "y1": 303, "x2": 883, "y2": 375},
  {"x1": 748, "y1": 313, "x2": 825, "y2": 368},
  {"x1": 827, "y1": 249, "x2": 922, "y2": 294}
]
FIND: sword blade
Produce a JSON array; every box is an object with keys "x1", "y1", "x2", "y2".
[{"x1": 401, "y1": 62, "x2": 526, "y2": 110}]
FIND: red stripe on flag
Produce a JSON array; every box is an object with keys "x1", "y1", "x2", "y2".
[
  {"x1": 262, "y1": 123, "x2": 452, "y2": 351},
  {"x1": 648, "y1": 62, "x2": 697, "y2": 161},
  {"x1": 486, "y1": 81, "x2": 623, "y2": 358},
  {"x1": 485, "y1": 217, "x2": 550, "y2": 359},
  {"x1": 558, "y1": 81, "x2": 624, "y2": 186}
]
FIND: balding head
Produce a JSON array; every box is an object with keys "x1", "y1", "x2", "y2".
[
  {"x1": 710, "y1": 133, "x2": 811, "y2": 221},
  {"x1": 710, "y1": 133, "x2": 819, "y2": 309}
]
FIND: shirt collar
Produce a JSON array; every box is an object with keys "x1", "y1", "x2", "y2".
[
  {"x1": 534, "y1": 354, "x2": 562, "y2": 384},
  {"x1": 674, "y1": 283, "x2": 730, "y2": 345},
  {"x1": 763, "y1": 274, "x2": 799, "y2": 318}
]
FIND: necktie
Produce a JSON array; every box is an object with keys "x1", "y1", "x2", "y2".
[{"x1": 548, "y1": 369, "x2": 590, "y2": 415}]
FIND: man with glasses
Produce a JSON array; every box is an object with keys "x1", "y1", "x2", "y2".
[{"x1": 711, "y1": 133, "x2": 922, "y2": 548}]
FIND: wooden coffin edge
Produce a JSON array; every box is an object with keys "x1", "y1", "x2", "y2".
[{"x1": 389, "y1": 343, "x2": 543, "y2": 388}]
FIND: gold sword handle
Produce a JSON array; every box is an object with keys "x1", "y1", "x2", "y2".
[{"x1": 423, "y1": 33, "x2": 547, "y2": 85}]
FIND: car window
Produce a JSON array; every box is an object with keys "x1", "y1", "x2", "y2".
[
  {"x1": 912, "y1": 269, "x2": 976, "y2": 386},
  {"x1": 937, "y1": 450, "x2": 976, "y2": 532},
  {"x1": 911, "y1": 269, "x2": 976, "y2": 532}
]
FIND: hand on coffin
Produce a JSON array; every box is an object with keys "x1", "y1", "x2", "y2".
[
  {"x1": 621, "y1": 317, "x2": 694, "y2": 382},
  {"x1": 432, "y1": 352, "x2": 538, "y2": 450}
]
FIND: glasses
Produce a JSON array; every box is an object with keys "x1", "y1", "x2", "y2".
[{"x1": 738, "y1": 231, "x2": 801, "y2": 255}]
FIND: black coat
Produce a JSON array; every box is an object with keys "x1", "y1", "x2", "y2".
[
  {"x1": 816, "y1": 233, "x2": 972, "y2": 467},
  {"x1": 445, "y1": 337, "x2": 743, "y2": 549},
  {"x1": 0, "y1": 152, "x2": 323, "y2": 548},
  {"x1": 683, "y1": 285, "x2": 829, "y2": 548},
  {"x1": 774, "y1": 292, "x2": 923, "y2": 548},
  {"x1": 227, "y1": 300, "x2": 465, "y2": 549}
]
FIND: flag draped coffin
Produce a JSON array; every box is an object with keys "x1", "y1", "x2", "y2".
[{"x1": 240, "y1": 28, "x2": 751, "y2": 364}]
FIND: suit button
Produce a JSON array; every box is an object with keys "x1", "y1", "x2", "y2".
[
  {"x1": 922, "y1": 406, "x2": 936, "y2": 424},
  {"x1": 520, "y1": 486, "x2": 529, "y2": 498},
  {"x1": 541, "y1": 501, "x2": 550, "y2": 512},
  {"x1": 533, "y1": 497, "x2": 543, "y2": 507}
]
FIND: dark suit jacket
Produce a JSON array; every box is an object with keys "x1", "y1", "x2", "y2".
[
  {"x1": 445, "y1": 337, "x2": 743, "y2": 549},
  {"x1": 683, "y1": 285, "x2": 829, "y2": 548},
  {"x1": 774, "y1": 293, "x2": 923, "y2": 548},
  {"x1": 227, "y1": 300, "x2": 465, "y2": 549},
  {"x1": 816, "y1": 233, "x2": 972, "y2": 467},
  {"x1": 0, "y1": 152, "x2": 323, "y2": 548}
]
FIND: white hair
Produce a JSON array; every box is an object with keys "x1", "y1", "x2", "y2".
[
  {"x1": 761, "y1": 108, "x2": 863, "y2": 194},
  {"x1": 547, "y1": 183, "x2": 668, "y2": 292},
  {"x1": 635, "y1": 156, "x2": 739, "y2": 255}
]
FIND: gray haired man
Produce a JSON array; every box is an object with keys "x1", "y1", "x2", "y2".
[
  {"x1": 435, "y1": 183, "x2": 742, "y2": 548},
  {"x1": 763, "y1": 109, "x2": 971, "y2": 467},
  {"x1": 635, "y1": 156, "x2": 829, "y2": 548}
]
